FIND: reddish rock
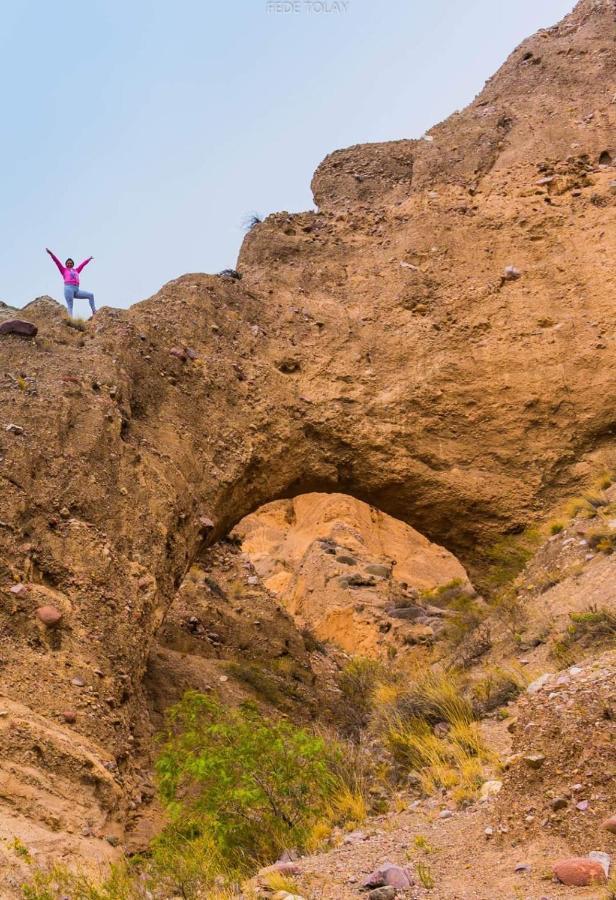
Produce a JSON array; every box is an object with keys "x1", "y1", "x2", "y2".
[
  {"x1": 553, "y1": 858, "x2": 607, "y2": 887},
  {"x1": 603, "y1": 816, "x2": 616, "y2": 834},
  {"x1": 169, "y1": 346, "x2": 187, "y2": 361},
  {"x1": 62, "y1": 710, "x2": 77, "y2": 724},
  {"x1": 0, "y1": 319, "x2": 38, "y2": 337},
  {"x1": 362, "y1": 863, "x2": 414, "y2": 890},
  {"x1": 383, "y1": 865, "x2": 414, "y2": 889},
  {"x1": 36, "y1": 605, "x2": 63, "y2": 626}
]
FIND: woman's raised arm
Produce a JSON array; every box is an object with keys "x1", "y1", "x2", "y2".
[
  {"x1": 46, "y1": 248, "x2": 64, "y2": 274},
  {"x1": 76, "y1": 256, "x2": 93, "y2": 273}
]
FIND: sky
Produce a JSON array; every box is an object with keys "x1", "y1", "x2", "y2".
[{"x1": 0, "y1": 0, "x2": 574, "y2": 312}]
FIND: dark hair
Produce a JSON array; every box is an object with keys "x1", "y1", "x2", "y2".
[{"x1": 65, "y1": 258, "x2": 74, "y2": 267}]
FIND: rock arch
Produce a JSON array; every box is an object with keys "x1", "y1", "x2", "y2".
[{"x1": 1, "y1": 0, "x2": 616, "y2": 869}]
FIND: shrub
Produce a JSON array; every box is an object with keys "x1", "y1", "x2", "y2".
[
  {"x1": 376, "y1": 671, "x2": 489, "y2": 803},
  {"x1": 21, "y1": 861, "x2": 146, "y2": 900},
  {"x1": 416, "y1": 861, "x2": 435, "y2": 889},
  {"x1": 156, "y1": 692, "x2": 338, "y2": 871},
  {"x1": 338, "y1": 657, "x2": 389, "y2": 737},
  {"x1": 226, "y1": 660, "x2": 301, "y2": 708},
  {"x1": 390, "y1": 672, "x2": 474, "y2": 726},
  {"x1": 568, "y1": 606, "x2": 616, "y2": 643},
  {"x1": 470, "y1": 666, "x2": 525, "y2": 715},
  {"x1": 479, "y1": 528, "x2": 541, "y2": 592},
  {"x1": 242, "y1": 213, "x2": 263, "y2": 231},
  {"x1": 587, "y1": 527, "x2": 616, "y2": 554}
]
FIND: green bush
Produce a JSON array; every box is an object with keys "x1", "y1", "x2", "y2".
[
  {"x1": 337, "y1": 657, "x2": 388, "y2": 738},
  {"x1": 156, "y1": 692, "x2": 338, "y2": 871}
]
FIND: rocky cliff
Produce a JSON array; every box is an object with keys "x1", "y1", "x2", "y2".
[{"x1": 0, "y1": 0, "x2": 615, "y2": 890}]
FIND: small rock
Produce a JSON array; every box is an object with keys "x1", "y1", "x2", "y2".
[
  {"x1": 105, "y1": 835, "x2": 120, "y2": 847},
  {"x1": 576, "y1": 799, "x2": 589, "y2": 811},
  {"x1": 485, "y1": 826, "x2": 494, "y2": 838},
  {"x1": 553, "y1": 857, "x2": 607, "y2": 886},
  {"x1": 362, "y1": 862, "x2": 413, "y2": 891},
  {"x1": 70, "y1": 676, "x2": 86, "y2": 687},
  {"x1": 0, "y1": 319, "x2": 38, "y2": 337},
  {"x1": 36, "y1": 605, "x2": 63, "y2": 627},
  {"x1": 336, "y1": 555, "x2": 357, "y2": 566},
  {"x1": 62, "y1": 710, "x2": 77, "y2": 724},
  {"x1": 383, "y1": 865, "x2": 413, "y2": 889},
  {"x1": 551, "y1": 797, "x2": 568, "y2": 811},
  {"x1": 602, "y1": 815, "x2": 616, "y2": 834},
  {"x1": 266, "y1": 861, "x2": 302, "y2": 876},
  {"x1": 0, "y1": 709, "x2": 9, "y2": 717},
  {"x1": 527, "y1": 673, "x2": 553, "y2": 694},
  {"x1": 502, "y1": 265, "x2": 521, "y2": 280},
  {"x1": 5, "y1": 423, "x2": 24, "y2": 435},
  {"x1": 480, "y1": 780, "x2": 502, "y2": 801},
  {"x1": 514, "y1": 863, "x2": 531, "y2": 874},
  {"x1": 439, "y1": 809, "x2": 453, "y2": 819},
  {"x1": 343, "y1": 830, "x2": 368, "y2": 845},
  {"x1": 368, "y1": 889, "x2": 396, "y2": 900},
  {"x1": 9, "y1": 583, "x2": 28, "y2": 597},
  {"x1": 523, "y1": 752, "x2": 546, "y2": 769}
]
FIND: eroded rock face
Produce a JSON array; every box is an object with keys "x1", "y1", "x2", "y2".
[
  {"x1": 0, "y1": 0, "x2": 615, "y2": 876},
  {"x1": 234, "y1": 493, "x2": 470, "y2": 656}
]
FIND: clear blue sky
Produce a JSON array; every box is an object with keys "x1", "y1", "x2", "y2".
[{"x1": 1, "y1": 0, "x2": 574, "y2": 311}]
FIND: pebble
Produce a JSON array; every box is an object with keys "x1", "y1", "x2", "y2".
[
  {"x1": 36, "y1": 605, "x2": 63, "y2": 627},
  {"x1": 551, "y1": 797, "x2": 568, "y2": 811},
  {"x1": 480, "y1": 780, "x2": 502, "y2": 801},
  {"x1": 439, "y1": 809, "x2": 453, "y2": 819},
  {"x1": 62, "y1": 710, "x2": 77, "y2": 724},
  {"x1": 368, "y1": 889, "x2": 396, "y2": 900},
  {"x1": 71, "y1": 677, "x2": 86, "y2": 687},
  {"x1": 576, "y1": 800, "x2": 589, "y2": 811},
  {"x1": 523, "y1": 752, "x2": 546, "y2": 769},
  {"x1": 503, "y1": 265, "x2": 521, "y2": 280},
  {"x1": 527, "y1": 673, "x2": 552, "y2": 694},
  {"x1": 5, "y1": 423, "x2": 24, "y2": 435},
  {"x1": 9, "y1": 583, "x2": 28, "y2": 596},
  {"x1": 514, "y1": 863, "x2": 531, "y2": 874}
]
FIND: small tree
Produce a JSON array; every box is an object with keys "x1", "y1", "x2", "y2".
[{"x1": 156, "y1": 692, "x2": 337, "y2": 870}]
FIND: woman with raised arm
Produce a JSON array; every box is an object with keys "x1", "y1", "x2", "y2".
[{"x1": 46, "y1": 248, "x2": 96, "y2": 316}]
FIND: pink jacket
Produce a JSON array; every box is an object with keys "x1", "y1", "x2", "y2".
[{"x1": 48, "y1": 250, "x2": 92, "y2": 285}]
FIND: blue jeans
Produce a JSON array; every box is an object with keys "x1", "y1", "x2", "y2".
[{"x1": 64, "y1": 284, "x2": 96, "y2": 317}]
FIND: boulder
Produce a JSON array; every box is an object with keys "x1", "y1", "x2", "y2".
[
  {"x1": 553, "y1": 858, "x2": 607, "y2": 886},
  {"x1": 0, "y1": 319, "x2": 37, "y2": 337}
]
